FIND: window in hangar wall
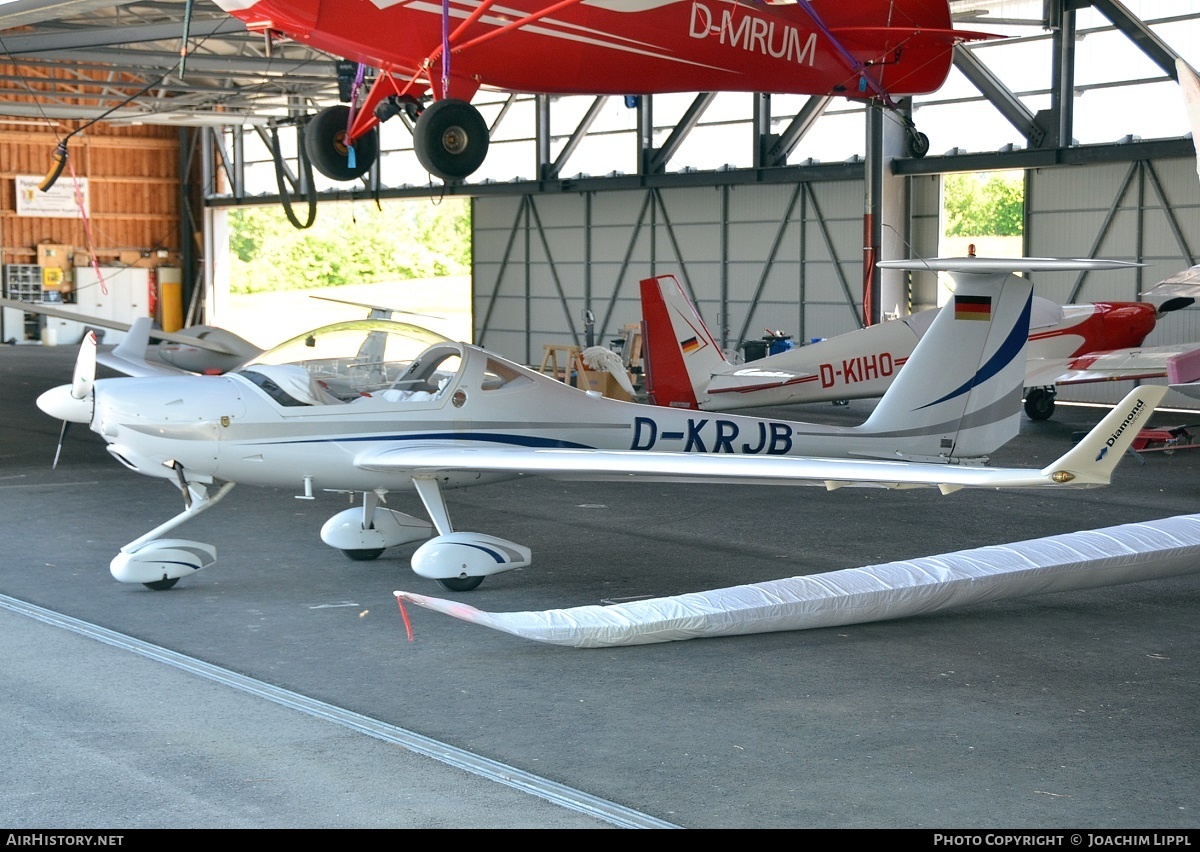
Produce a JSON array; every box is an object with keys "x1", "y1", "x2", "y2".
[{"x1": 934, "y1": 171, "x2": 1026, "y2": 306}]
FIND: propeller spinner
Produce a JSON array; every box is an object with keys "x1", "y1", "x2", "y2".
[{"x1": 37, "y1": 331, "x2": 99, "y2": 467}]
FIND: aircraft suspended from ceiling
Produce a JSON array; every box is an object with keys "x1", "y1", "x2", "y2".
[{"x1": 210, "y1": 0, "x2": 999, "y2": 182}]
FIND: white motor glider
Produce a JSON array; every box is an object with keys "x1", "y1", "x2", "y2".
[
  {"x1": 0, "y1": 296, "x2": 262, "y2": 376},
  {"x1": 2, "y1": 294, "x2": 438, "y2": 377},
  {"x1": 37, "y1": 267, "x2": 1163, "y2": 592}
]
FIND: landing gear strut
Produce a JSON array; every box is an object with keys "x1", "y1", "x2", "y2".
[
  {"x1": 109, "y1": 480, "x2": 236, "y2": 590},
  {"x1": 408, "y1": 477, "x2": 530, "y2": 591},
  {"x1": 906, "y1": 127, "x2": 930, "y2": 158}
]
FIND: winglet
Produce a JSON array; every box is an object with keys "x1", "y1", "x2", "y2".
[{"x1": 1039, "y1": 385, "x2": 1167, "y2": 485}]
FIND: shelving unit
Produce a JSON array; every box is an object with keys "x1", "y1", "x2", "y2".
[
  {"x1": 2, "y1": 265, "x2": 44, "y2": 342},
  {"x1": 3, "y1": 264, "x2": 42, "y2": 301}
]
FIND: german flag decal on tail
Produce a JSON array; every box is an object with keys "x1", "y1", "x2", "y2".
[{"x1": 954, "y1": 294, "x2": 992, "y2": 321}]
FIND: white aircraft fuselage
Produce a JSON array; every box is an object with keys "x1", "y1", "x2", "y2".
[
  {"x1": 90, "y1": 342, "x2": 965, "y2": 499},
  {"x1": 701, "y1": 301, "x2": 1160, "y2": 409},
  {"x1": 37, "y1": 270, "x2": 1162, "y2": 593}
]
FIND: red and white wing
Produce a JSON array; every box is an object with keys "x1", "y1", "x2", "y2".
[{"x1": 1028, "y1": 344, "x2": 1200, "y2": 387}]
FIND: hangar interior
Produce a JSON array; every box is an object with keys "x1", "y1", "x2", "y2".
[{"x1": 1, "y1": 0, "x2": 1199, "y2": 410}]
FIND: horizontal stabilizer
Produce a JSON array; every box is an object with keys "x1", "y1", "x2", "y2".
[
  {"x1": 311, "y1": 295, "x2": 444, "y2": 320},
  {"x1": 878, "y1": 257, "x2": 1144, "y2": 274}
]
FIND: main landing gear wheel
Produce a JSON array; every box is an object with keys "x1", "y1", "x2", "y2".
[
  {"x1": 143, "y1": 577, "x2": 180, "y2": 591},
  {"x1": 438, "y1": 575, "x2": 485, "y2": 592},
  {"x1": 1024, "y1": 387, "x2": 1057, "y2": 421},
  {"x1": 341, "y1": 548, "x2": 385, "y2": 562},
  {"x1": 305, "y1": 105, "x2": 379, "y2": 181},
  {"x1": 414, "y1": 98, "x2": 489, "y2": 182}
]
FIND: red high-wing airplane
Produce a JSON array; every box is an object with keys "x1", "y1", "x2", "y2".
[{"x1": 212, "y1": 0, "x2": 996, "y2": 182}]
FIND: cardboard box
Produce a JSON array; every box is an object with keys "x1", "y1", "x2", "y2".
[{"x1": 577, "y1": 369, "x2": 632, "y2": 401}]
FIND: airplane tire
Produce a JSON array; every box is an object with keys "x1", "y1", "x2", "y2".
[
  {"x1": 143, "y1": 577, "x2": 180, "y2": 591},
  {"x1": 437, "y1": 575, "x2": 485, "y2": 592},
  {"x1": 414, "y1": 99, "x2": 489, "y2": 182},
  {"x1": 1024, "y1": 389, "x2": 1056, "y2": 421},
  {"x1": 908, "y1": 129, "x2": 930, "y2": 158},
  {"x1": 305, "y1": 105, "x2": 379, "y2": 181},
  {"x1": 342, "y1": 548, "x2": 385, "y2": 561}
]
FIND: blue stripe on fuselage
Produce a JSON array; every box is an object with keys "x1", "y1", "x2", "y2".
[{"x1": 244, "y1": 432, "x2": 598, "y2": 450}]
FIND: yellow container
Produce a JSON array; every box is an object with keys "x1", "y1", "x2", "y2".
[{"x1": 159, "y1": 278, "x2": 183, "y2": 332}]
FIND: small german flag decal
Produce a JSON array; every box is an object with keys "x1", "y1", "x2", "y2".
[
  {"x1": 954, "y1": 294, "x2": 992, "y2": 321},
  {"x1": 680, "y1": 336, "x2": 700, "y2": 353}
]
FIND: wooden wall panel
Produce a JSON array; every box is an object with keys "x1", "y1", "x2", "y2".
[{"x1": 0, "y1": 121, "x2": 182, "y2": 274}]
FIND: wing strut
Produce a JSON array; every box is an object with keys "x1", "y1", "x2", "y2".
[
  {"x1": 794, "y1": 0, "x2": 899, "y2": 108},
  {"x1": 793, "y1": 0, "x2": 930, "y2": 154}
]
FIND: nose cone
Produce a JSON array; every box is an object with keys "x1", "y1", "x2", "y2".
[
  {"x1": 37, "y1": 384, "x2": 93, "y2": 424},
  {"x1": 1104, "y1": 303, "x2": 1158, "y2": 347}
]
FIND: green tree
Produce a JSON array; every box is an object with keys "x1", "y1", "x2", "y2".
[
  {"x1": 943, "y1": 172, "x2": 1024, "y2": 237},
  {"x1": 227, "y1": 199, "x2": 471, "y2": 293}
]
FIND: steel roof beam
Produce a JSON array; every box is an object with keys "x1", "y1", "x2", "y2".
[
  {"x1": 0, "y1": 16, "x2": 247, "y2": 54},
  {"x1": 7, "y1": 49, "x2": 332, "y2": 77},
  {"x1": 764, "y1": 95, "x2": 831, "y2": 166},
  {"x1": 1089, "y1": 0, "x2": 1182, "y2": 79},
  {"x1": 0, "y1": 0, "x2": 144, "y2": 30},
  {"x1": 646, "y1": 92, "x2": 716, "y2": 174},
  {"x1": 953, "y1": 45, "x2": 1047, "y2": 148}
]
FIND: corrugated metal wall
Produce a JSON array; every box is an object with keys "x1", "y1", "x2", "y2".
[
  {"x1": 474, "y1": 158, "x2": 1200, "y2": 414},
  {"x1": 1025, "y1": 156, "x2": 1200, "y2": 408},
  {"x1": 473, "y1": 180, "x2": 866, "y2": 366}
]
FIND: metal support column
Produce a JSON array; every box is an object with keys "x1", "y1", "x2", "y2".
[{"x1": 863, "y1": 103, "x2": 884, "y2": 326}]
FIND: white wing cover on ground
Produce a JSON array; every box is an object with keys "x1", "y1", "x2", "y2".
[{"x1": 396, "y1": 514, "x2": 1200, "y2": 648}]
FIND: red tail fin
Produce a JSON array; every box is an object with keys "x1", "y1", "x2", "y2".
[{"x1": 639, "y1": 275, "x2": 715, "y2": 410}]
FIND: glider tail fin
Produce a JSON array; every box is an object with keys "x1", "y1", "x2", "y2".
[
  {"x1": 97, "y1": 316, "x2": 156, "y2": 376},
  {"x1": 639, "y1": 275, "x2": 729, "y2": 410},
  {"x1": 97, "y1": 317, "x2": 188, "y2": 377},
  {"x1": 862, "y1": 269, "x2": 1033, "y2": 461}
]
